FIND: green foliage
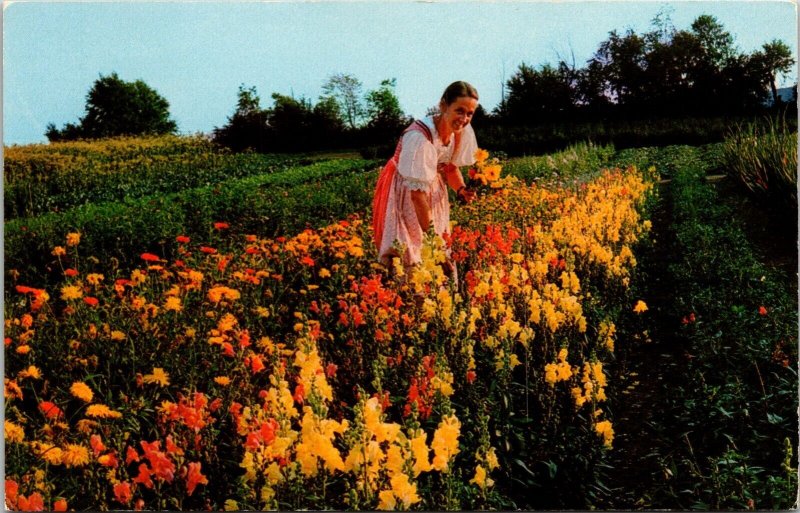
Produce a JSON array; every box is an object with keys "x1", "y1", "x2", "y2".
[
  {"x1": 722, "y1": 117, "x2": 797, "y2": 211},
  {"x1": 606, "y1": 145, "x2": 798, "y2": 509},
  {"x1": 46, "y1": 72, "x2": 177, "y2": 141},
  {"x1": 503, "y1": 141, "x2": 616, "y2": 183},
  {"x1": 4, "y1": 136, "x2": 305, "y2": 219},
  {"x1": 5, "y1": 158, "x2": 379, "y2": 289}
]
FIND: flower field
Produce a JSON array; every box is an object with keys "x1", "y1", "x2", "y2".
[
  {"x1": 5, "y1": 136, "x2": 797, "y2": 511},
  {"x1": 4, "y1": 138, "x2": 662, "y2": 510}
]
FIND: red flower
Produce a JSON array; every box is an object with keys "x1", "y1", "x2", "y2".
[
  {"x1": 250, "y1": 354, "x2": 265, "y2": 374},
  {"x1": 132, "y1": 464, "x2": 154, "y2": 489},
  {"x1": 200, "y1": 246, "x2": 217, "y2": 254},
  {"x1": 185, "y1": 461, "x2": 208, "y2": 496},
  {"x1": 17, "y1": 492, "x2": 44, "y2": 512},
  {"x1": 90, "y1": 434, "x2": 105, "y2": 456},
  {"x1": 300, "y1": 256, "x2": 315, "y2": 267},
  {"x1": 83, "y1": 296, "x2": 99, "y2": 307},
  {"x1": 126, "y1": 446, "x2": 140, "y2": 465},
  {"x1": 15, "y1": 285, "x2": 37, "y2": 294},
  {"x1": 6, "y1": 479, "x2": 19, "y2": 509},
  {"x1": 325, "y1": 363, "x2": 338, "y2": 378},
  {"x1": 759, "y1": 306, "x2": 768, "y2": 316},
  {"x1": 38, "y1": 401, "x2": 63, "y2": 420},
  {"x1": 293, "y1": 383, "x2": 305, "y2": 404},
  {"x1": 113, "y1": 482, "x2": 133, "y2": 505},
  {"x1": 64, "y1": 268, "x2": 79, "y2": 277},
  {"x1": 466, "y1": 370, "x2": 477, "y2": 384},
  {"x1": 53, "y1": 499, "x2": 68, "y2": 512},
  {"x1": 214, "y1": 222, "x2": 229, "y2": 230},
  {"x1": 141, "y1": 253, "x2": 161, "y2": 262},
  {"x1": 176, "y1": 235, "x2": 190, "y2": 244}
]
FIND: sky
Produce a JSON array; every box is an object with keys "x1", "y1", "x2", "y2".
[{"x1": 2, "y1": 0, "x2": 798, "y2": 145}]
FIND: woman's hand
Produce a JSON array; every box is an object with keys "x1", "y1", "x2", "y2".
[
  {"x1": 456, "y1": 186, "x2": 476, "y2": 204},
  {"x1": 410, "y1": 189, "x2": 432, "y2": 232}
]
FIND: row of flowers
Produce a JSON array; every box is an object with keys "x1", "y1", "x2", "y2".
[{"x1": 4, "y1": 153, "x2": 656, "y2": 510}]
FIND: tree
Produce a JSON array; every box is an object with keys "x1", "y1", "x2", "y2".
[
  {"x1": 752, "y1": 40, "x2": 795, "y2": 106},
  {"x1": 212, "y1": 85, "x2": 271, "y2": 152},
  {"x1": 364, "y1": 78, "x2": 409, "y2": 140},
  {"x1": 321, "y1": 73, "x2": 364, "y2": 130},
  {"x1": 500, "y1": 62, "x2": 578, "y2": 123},
  {"x1": 47, "y1": 72, "x2": 177, "y2": 141}
]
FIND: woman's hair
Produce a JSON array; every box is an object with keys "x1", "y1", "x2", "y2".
[{"x1": 441, "y1": 81, "x2": 479, "y2": 105}]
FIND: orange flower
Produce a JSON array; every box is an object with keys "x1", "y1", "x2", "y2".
[
  {"x1": 90, "y1": 434, "x2": 106, "y2": 456},
  {"x1": 214, "y1": 222, "x2": 230, "y2": 230},
  {"x1": 66, "y1": 232, "x2": 81, "y2": 246},
  {"x1": 84, "y1": 296, "x2": 99, "y2": 307},
  {"x1": 759, "y1": 306, "x2": 768, "y2": 316},
  {"x1": 54, "y1": 498, "x2": 68, "y2": 512},
  {"x1": 17, "y1": 492, "x2": 45, "y2": 511},
  {"x1": 64, "y1": 268, "x2": 79, "y2": 277},
  {"x1": 70, "y1": 381, "x2": 94, "y2": 402},
  {"x1": 141, "y1": 253, "x2": 161, "y2": 262},
  {"x1": 186, "y1": 461, "x2": 209, "y2": 496},
  {"x1": 133, "y1": 463, "x2": 154, "y2": 489},
  {"x1": 176, "y1": 235, "x2": 190, "y2": 243},
  {"x1": 200, "y1": 246, "x2": 217, "y2": 254},
  {"x1": 39, "y1": 401, "x2": 64, "y2": 420},
  {"x1": 114, "y1": 482, "x2": 133, "y2": 505},
  {"x1": 86, "y1": 404, "x2": 123, "y2": 419},
  {"x1": 5, "y1": 479, "x2": 19, "y2": 509}
]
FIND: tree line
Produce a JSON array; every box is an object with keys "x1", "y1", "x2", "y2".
[{"x1": 45, "y1": 14, "x2": 795, "y2": 153}]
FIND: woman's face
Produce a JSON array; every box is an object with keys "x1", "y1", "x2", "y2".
[{"x1": 439, "y1": 96, "x2": 478, "y2": 134}]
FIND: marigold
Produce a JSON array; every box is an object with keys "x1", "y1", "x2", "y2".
[
  {"x1": 19, "y1": 365, "x2": 41, "y2": 380},
  {"x1": 83, "y1": 296, "x2": 99, "y2": 307},
  {"x1": 5, "y1": 420, "x2": 25, "y2": 443},
  {"x1": 86, "y1": 273, "x2": 105, "y2": 285},
  {"x1": 633, "y1": 300, "x2": 648, "y2": 314},
  {"x1": 164, "y1": 296, "x2": 182, "y2": 312},
  {"x1": 66, "y1": 232, "x2": 81, "y2": 246},
  {"x1": 61, "y1": 285, "x2": 83, "y2": 301},
  {"x1": 214, "y1": 376, "x2": 231, "y2": 386},
  {"x1": 142, "y1": 367, "x2": 170, "y2": 387},
  {"x1": 86, "y1": 404, "x2": 123, "y2": 419},
  {"x1": 70, "y1": 381, "x2": 94, "y2": 402},
  {"x1": 52, "y1": 246, "x2": 67, "y2": 257},
  {"x1": 176, "y1": 235, "x2": 190, "y2": 243},
  {"x1": 16, "y1": 345, "x2": 31, "y2": 355},
  {"x1": 141, "y1": 253, "x2": 161, "y2": 262},
  {"x1": 62, "y1": 444, "x2": 90, "y2": 467},
  {"x1": 39, "y1": 401, "x2": 64, "y2": 419}
]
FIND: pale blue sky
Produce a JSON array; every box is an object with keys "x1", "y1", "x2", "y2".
[{"x1": 3, "y1": 1, "x2": 797, "y2": 145}]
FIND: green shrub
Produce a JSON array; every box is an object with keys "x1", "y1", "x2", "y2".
[{"x1": 722, "y1": 117, "x2": 798, "y2": 211}]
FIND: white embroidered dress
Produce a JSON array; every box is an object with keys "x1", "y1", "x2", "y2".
[{"x1": 378, "y1": 116, "x2": 478, "y2": 266}]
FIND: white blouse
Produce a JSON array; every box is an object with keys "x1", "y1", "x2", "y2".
[{"x1": 396, "y1": 116, "x2": 478, "y2": 191}]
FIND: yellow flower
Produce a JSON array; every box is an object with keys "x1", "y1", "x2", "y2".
[
  {"x1": 377, "y1": 490, "x2": 397, "y2": 511},
  {"x1": 66, "y1": 232, "x2": 81, "y2": 246},
  {"x1": 142, "y1": 367, "x2": 170, "y2": 387},
  {"x1": 470, "y1": 464, "x2": 491, "y2": 489},
  {"x1": 18, "y1": 365, "x2": 41, "y2": 380},
  {"x1": 224, "y1": 500, "x2": 239, "y2": 511},
  {"x1": 474, "y1": 148, "x2": 489, "y2": 163},
  {"x1": 5, "y1": 420, "x2": 24, "y2": 443},
  {"x1": 70, "y1": 381, "x2": 94, "y2": 402},
  {"x1": 35, "y1": 442, "x2": 63, "y2": 465},
  {"x1": 110, "y1": 330, "x2": 126, "y2": 341},
  {"x1": 61, "y1": 444, "x2": 90, "y2": 467},
  {"x1": 86, "y1": 404, "x2": 122, "y2": 419},
  {"x1": 164, "y1": 296, "x2": 182, "y2": 312},
  {"x1": 595, "y1": 420, "x2": 614, "y2": 448},
  {"x1": 86, "y1": 273, "x2": 105, "y2": 286},
  {"x1": 431, "y1": 414, "x2": 461, "y2": 472},
  {"x1": 633, "y1": 300, "x2": 648, "y2": 314},
  {"x1": 61, "y1": 285, "x2": 83, "y2": 301},
  {"x1": 16, "y1": 345, "x2": 31, "y2": 355},
  {"x1": 319, "y1": 268, "x2": 331, "y2": 278},
  {"x1": 214, "y1": 376, "x2": 231, "y2": 386}
]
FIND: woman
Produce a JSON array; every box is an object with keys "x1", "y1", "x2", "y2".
[{"x1": 372, "y1": 81, "x2": 479, "y2": 275}]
